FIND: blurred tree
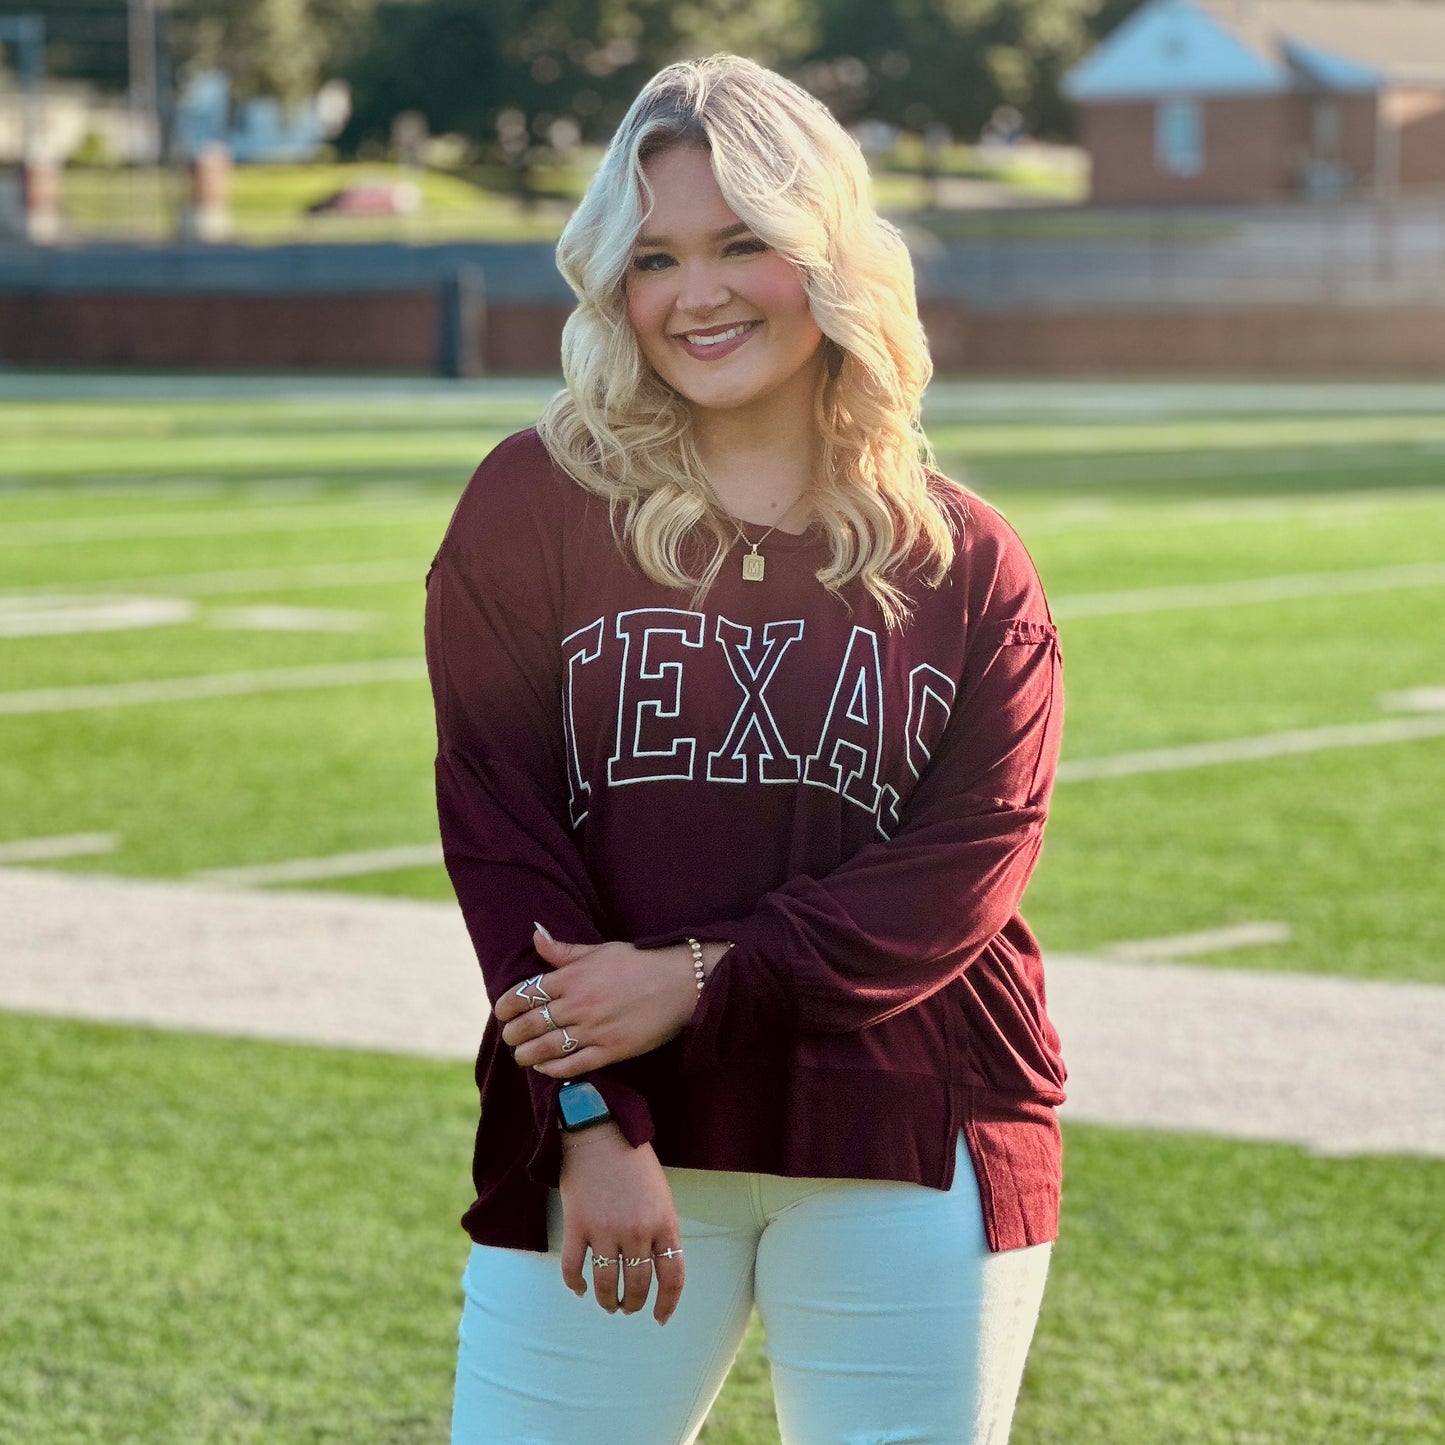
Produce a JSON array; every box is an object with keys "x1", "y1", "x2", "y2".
[
  {"x1": 340, "y1": 0, "x2": 818, "y2": 151},
  {"x1": 339, "y1": 0, "x2": 501, "y2": 150},
  {"x1": 168, "y1": 0, "x2": 379, "y2": 110},
  {"x1": 805, "y1": 0, "x2": 1100, "y2": 141},
  {"x1": 5, "y1": 0, "x2": 131, "y2": 91}
]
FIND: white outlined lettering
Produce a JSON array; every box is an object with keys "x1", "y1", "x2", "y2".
[
  {"x1": 803, "y1": 626, "x2": 883, "y2": 813},
  {"x1": 607, "y1": 609, "x2": 705, "y2": 786},
  {"x1": 560, "y1": 616, "x2": 605, "y2": 827},
  {"x1": 876, "y1": 664, "x2": 958, "y2": 837},
  {"x1": 706, "y1": 617, "x2": 805, "y2": 783},
  {"x1": 906, "y1": 664, "x2": 957, "y2": 778}
]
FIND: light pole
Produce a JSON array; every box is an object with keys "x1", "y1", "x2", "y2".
[{"x1": 0, "y1": 14, "x2": 44, "y2": 165}]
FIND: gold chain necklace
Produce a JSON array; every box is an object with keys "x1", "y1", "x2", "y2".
[{"x1": 727, "y1": 496, "x2": 804, "y2": 582}]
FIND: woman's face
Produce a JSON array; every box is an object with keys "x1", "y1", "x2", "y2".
[{"x1": 624, "y1": 145, "x2": 825, "y2": 419}]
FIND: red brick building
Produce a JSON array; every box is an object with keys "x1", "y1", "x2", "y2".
[{"x1": 1064, "y1": 0, "x2": 1445, "y2": 203}]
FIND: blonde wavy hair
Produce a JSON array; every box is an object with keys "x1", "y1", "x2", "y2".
[{"x1": 536, "y1": 53, "x2": 958, "y2": 626}]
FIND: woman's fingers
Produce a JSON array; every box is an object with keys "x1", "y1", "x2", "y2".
[
  {"x1": 559, "y1": 1218, "x2": 589, "y2": 1298},
  {"x1": 619, "y1": 1251, "x2": 655, "y2": 1315},
  {"x1": 589, "y1": 1247, "x2": 622, "y2": 1313},
  {"x1": 502, "y1": 1000, "x2": 570, "y2": 1053},
  {"x1": 652, "y1": 1240, "x2": 685, "y2": 1326}
]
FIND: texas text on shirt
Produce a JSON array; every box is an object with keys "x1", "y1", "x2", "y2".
[{"x1": 424, "y1": 428, "x2": 1066, "y2": 1255}]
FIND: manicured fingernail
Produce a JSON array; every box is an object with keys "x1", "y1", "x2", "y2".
[{"x1": 533, "y1": 921, "x2": 553, "y2": 940}]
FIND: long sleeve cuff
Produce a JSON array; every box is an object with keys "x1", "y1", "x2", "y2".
[
  {"x1": 634, "y1": 923, "x2": 795, "y2": 1074},
  {"x1": 523, "y1": 1071, "x2": 656, "y2": 1189}
]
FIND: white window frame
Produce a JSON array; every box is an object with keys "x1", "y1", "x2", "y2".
[{"x1": 1155, "y1": 96, "x2": 1203, "y2": 177}]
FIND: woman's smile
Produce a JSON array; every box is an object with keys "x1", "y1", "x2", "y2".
[{"x1": 672, "y1": 319, "x2": 763, "y2": 361}]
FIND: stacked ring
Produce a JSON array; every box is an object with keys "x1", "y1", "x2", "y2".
[{"x1": 514, "y1": 974, "x2": 551, "y2": 1007}]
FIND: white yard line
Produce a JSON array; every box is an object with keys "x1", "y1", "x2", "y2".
[
  {"x1": 1058, "y1": 714, "x2": 1445, "y2": 783},
  {"x1": 0, "y1": 658, "x2": 426, "y2": 715},
  {"x1": 206, "y1": 606, "x2": 378, "y2": 633},
  {"x1": 1, "y1": 867, "x2": 1440, "y2": 1156},
  {"x1": 1044, "y1": 951, "x2": 1445, "y2": 1158},
  {"x1": 0, "y1": 501, "x2": 444, "y2": 548},
  {"x1": 0, "y1": 596, "x2": 197, "y2": 636},
  {"x1": 7, "y1": 559, "x2": 1439, "y2": 618},
  {"x1": 5, "y1": 560, "x2": 425, "y2": 599},
  {"x1": 1052, "y1": 562, "x2": 1445, "y2": 620},
  {"x1": 0, "y1": 833, "x2": 117, "y2": 864},
  {"x1": 1381, "y1": 687, "x2": 1445, "y2": 713},
  {"x1": 1020, "y1": 485, "x2": 1445, "y2": 535},
  {"x1": 1096, "y1": 922, "x2": 1290, "y2": 962},
  {"x1": 196, "y1": 844, "x2": 443, "y2": 887}
]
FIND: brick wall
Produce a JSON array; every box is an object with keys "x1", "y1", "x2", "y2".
[
  {"x1": 1392, "y1": 88, "x2": 1445, "y2": 191},
  {"x1": 0, "y1": 291, "x2": 573, "y2": 373},
  {"x1": 0, "y1": 291, "x2": 441, "y2": 369},
  {"x1": 1082, "y1": 95, "x2": 1300, "y2": 205},
  {"x1": 920, "y1": 302, "x2": 1445, "y2": 374},
  {"x1": 4, "y1": 291, "x2": 1441, "y2": 375}
]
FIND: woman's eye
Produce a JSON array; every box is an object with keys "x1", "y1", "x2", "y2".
[
  {"x1": 727, "y1": 239, "x2": 768, "y2": 256},
  {"x1": 631, "y1": 253, "x2": 672, "y2": 272}
]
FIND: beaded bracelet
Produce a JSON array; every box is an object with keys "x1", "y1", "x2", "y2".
[{"x1": 686, "y1": 937, "x2": 706, "y2": 996}]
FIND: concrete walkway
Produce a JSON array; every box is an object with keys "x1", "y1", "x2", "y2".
[{"x1": 3, "y1": 866, "x2": 1442, "y2": 1160}]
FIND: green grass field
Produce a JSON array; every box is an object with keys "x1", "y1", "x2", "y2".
[{"x1": 2, "y1": 376, "x2": 1442, "y2": 1442}]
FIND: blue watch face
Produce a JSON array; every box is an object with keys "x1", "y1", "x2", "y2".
[{"x1": 558, "y1": 1081, "x2": 612, "y2": 1131}]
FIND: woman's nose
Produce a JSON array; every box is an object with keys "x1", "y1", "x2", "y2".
[{"x1": 675, "y1": 261, "x2": 730, "y2": 315}]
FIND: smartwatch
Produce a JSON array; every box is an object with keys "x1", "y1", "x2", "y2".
[{"x1": 557, "y1": 1080, "x2": 614, "y2": 1133}]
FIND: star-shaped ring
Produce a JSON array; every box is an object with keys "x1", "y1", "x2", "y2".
[{"x1": 513, "y1": 974, "x2": 551, "y2": 1008}]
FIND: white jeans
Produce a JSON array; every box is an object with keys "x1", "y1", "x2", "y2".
[{"x1": 452, "y1": 1133, "x2": 1052, "y2": 1445}]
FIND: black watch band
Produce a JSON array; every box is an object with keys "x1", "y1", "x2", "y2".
[{"x1": 557, "y1": 1080, "x2": 614, "y2": 1133}]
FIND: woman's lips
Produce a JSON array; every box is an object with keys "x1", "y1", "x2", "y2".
[{"x1": 673, "y1": 320, "x2": 762, "y2": 362}]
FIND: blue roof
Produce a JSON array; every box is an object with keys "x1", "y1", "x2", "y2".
[
  {"x1": 1065, "y1": 0, "x2": 1292, "y2": 100},
  {"x1": 1280, "y1": 36, "x2": 1380, "y2": 90}
]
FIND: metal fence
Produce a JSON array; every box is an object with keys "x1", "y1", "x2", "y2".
[{"x1": 2, "y1": 181, "x2": 1442, "y2": 312}]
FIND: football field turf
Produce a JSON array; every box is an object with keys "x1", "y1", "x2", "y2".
[{"x1": 1, "y1": 375, "x2": 1441, "y2": 1442}]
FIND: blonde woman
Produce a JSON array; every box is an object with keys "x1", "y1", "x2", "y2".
[{"x1": 425, "y1": 53, "x2": 1066, "y2": 1445}]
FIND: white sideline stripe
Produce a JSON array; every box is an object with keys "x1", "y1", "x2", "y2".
[
  {"x1": 0, "y1": 832, "x2": 118, "y2": 863},
  {"x1": 1058, "y1": 714, "x2": 1445, "y2": 783},
  {"x1": 1381, "y1": 687, "x2": 1445, "y2": 713},
  {"x1": 11, "y1": 560, "x2": 1443, "y2": 620},
  {"x1": 1021, "y1": 485, "x2": 1445, "y2": 535},
  {"x1": 0, "y1": 658, "x2": 426, "y2": 715},
  {"x1": 8, "y1": 560, "x2": 425, "y2": 599},
  {"x1": 0, "y1": 500, "x2": 444, "y2": 547},
  {"x1": 206, "y1": 605, "x2": 378, "y2": 633},
  {"x1": 1, "y1": 868, "x2": 1440, "y2": 1156},
  {"x1": 0, "y1": 595, "x2": 196, "y2": 637},
  {"x1": 196, "y1": 844, "x2": 443, "y2": 887},
  {"x1": 1098, "y1": 922, "x2": 1291, "y2": 962},
  {"x1": 1052, "y1": 562, "x2": 1445, "y2": 620}
]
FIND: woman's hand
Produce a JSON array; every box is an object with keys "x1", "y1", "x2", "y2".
[
  {"x1": 558, "y1": 1122, "x2": 685, "y2": 1325},
  {"x1": 496, "y1": 930, "x2": 724, "y2": 1078}
]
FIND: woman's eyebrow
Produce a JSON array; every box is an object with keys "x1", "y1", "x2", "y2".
[{"x1": 634, "y1": 221, "x2": 752, "y2": 247}]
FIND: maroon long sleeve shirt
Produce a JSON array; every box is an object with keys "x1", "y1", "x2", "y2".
[{"x1": 424, "y1": 429, "x2": 1066, "y2": 1254}]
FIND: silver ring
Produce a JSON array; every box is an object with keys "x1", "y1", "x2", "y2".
[
  {"x1": 513, "y1": 974, "x2": 551, "y2": 1007},
  {"x1": 539, "y1": 1004, "x2": 559, "y2": 1032},
  {"x1": 655, "y1": 1247, "x2": 683, "y2": 1260},
  {"x1": 560, "y1": 1027, "x2": 579, "y2": 1053},
  {"x1": 591, "y1": 1254, "x2": 619, "y2": 1269},
  {"x1": 623, "y1": 1255, "x2": 652, "y2": 1268}
]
